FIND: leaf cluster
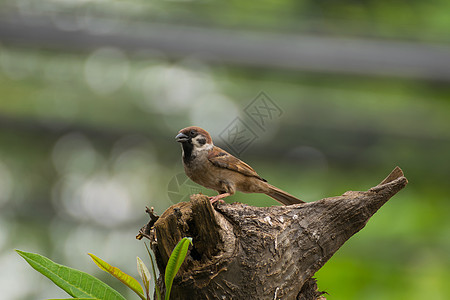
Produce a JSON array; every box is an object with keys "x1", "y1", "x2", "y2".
[{"x1": 16, "y1": 237, "x2": 193, "y2": 300}]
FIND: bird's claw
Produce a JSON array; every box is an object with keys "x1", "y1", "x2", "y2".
[
  {"x1": 208, "y1": 196, "x2": 223, "y2": 204},
  {"x1": 209, "y1": 193, "x2": 230, "y2": 204}
]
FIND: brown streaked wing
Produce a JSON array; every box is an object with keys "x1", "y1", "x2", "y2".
[{"x1": 207, "y1": 147, "x2": 265, "y2": 181}]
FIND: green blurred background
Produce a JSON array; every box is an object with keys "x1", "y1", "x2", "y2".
[{"x1": 0, "y1": 0, "x2": 449, "y2": 299}]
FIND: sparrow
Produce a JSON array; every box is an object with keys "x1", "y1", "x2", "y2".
[{"x1": 175, "y1": 126, "x2": 304, "y2": 205}]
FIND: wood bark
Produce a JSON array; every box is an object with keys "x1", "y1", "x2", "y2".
[{"x1": 138, "y1": 167, "x2": 407, "y2": 299}]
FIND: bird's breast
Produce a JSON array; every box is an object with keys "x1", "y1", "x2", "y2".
[{"x1": 184, "y1": 155, "x2": 219, "y2": 189}]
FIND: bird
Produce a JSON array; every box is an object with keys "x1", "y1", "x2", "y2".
[{"x1": 175, "y1": 126, "x2": 304, "y2": 205}]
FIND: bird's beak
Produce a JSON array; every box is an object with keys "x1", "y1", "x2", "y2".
[{"x1": 175, "y1": 132, "x2": 189, "y2": 143}]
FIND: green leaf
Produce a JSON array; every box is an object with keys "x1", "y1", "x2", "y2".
[
  {"x1": 164, "y1": 237, "x2": 192, "y2": 300},
  {"x1": 16, "y1": 250, "x2": 125, "y2": 300},
  {"x1": 88, "y1": 253, "x2": 146, "y2": 300},
  {"x1": 137, "y1": 256, "x2": 151, "y2": 298},
  {"x1": 145, "y1": 243, "x2": 161, "y2": 300}
]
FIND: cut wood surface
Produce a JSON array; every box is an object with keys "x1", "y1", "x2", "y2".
[{"x1": 138, "y1": 167, "x2": 408, "y2": 299}]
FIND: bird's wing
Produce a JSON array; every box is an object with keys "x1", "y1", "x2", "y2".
[{"x1": 207, "y1": 146, "x2": 266, "y2": 181}]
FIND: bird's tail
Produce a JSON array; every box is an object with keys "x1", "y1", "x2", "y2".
[{"x1": 265, "y1": 184, "x2": 305, "y2": 205}]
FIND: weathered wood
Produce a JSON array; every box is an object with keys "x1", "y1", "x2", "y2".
[{"x1": 142, "y1": 167, "x2": 407, "y2": 299}]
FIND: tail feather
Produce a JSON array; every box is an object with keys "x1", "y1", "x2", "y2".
[{"x1": 265, "y1": 184, "x2": 304, "y2": 205}]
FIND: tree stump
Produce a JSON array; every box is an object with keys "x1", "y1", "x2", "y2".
[{"x1": 138, "y1": 167, "x2": 408, "y2": 299}]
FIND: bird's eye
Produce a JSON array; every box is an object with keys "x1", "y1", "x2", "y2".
[{"x1": 190, "y1": 130, "x2": 196, "y2": 136}]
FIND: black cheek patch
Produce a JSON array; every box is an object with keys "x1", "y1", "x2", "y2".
[{"x1": 197, "y1": 137, "x2": 206, "y2": 146}]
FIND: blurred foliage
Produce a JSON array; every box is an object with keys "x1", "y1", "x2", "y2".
[
  {"x1": 2, "y1": 0, "x2": 450, "y2": 41},
  {"x1": 0, "y1": 0, "x2": 449, "y2": 299}
]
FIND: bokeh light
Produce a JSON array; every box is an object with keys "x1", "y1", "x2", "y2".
[{"x1": 84, "y1": 47, "x2": 129, "y2": 95}]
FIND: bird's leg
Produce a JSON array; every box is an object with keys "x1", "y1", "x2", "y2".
[{"x1": 209, "y1": 192, "x2": 231, "y2": 204}]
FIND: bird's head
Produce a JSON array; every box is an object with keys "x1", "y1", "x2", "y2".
[{"x1": 175, "y1": 126, "x2": 213, "y2": 151}]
